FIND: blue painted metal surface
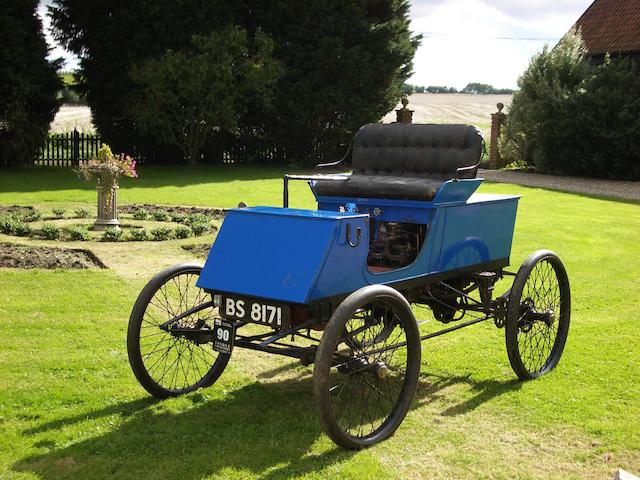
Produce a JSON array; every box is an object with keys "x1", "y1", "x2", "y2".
[
  {"x1": 196, "y1": 207, "x2": 369, "y2": 304},
  {"x1": 358, "y1": 193, "x2": 519, "y2": 286},
  {"x1": 314, "y1": 179, "x2": 481, "y2": 224},
  {"x1": 432, "y1": 179, "x2": 483, "y2": 205},
  {"x1": 315, "y1": 195, "x2": 433, "y2": 224},
  {"x1": 197, "y1": 183, "x2": 520, "y2": 304}
]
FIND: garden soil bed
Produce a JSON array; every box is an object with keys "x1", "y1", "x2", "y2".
[
  {"x1": 119, "y1": 204, "x2": 226, "y2": 218},
  {"x1": 0, "y1": 206, "x2": 37, "y2": 216},
  {"x1": 181, "y1": 243, "x2": 211, "y2": 258},
  {"x1": 0, "y1": 243, "x2": 107, "y2": 269}
]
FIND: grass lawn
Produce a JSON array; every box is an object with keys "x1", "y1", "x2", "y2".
[
  {"x1": 0, "y1": 165, "x2": 318, "y2": 209},
  {"x1": 0, "y1": 166, "x2": 639, "y2": 479}
]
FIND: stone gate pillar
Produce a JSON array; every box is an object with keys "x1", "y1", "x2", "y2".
[
  {"x1": 489, "y1": 103, "x2": 507, "y2": 169},
  {"x1": 396, "y1": 98, "x2": 414, "y2": 124}
]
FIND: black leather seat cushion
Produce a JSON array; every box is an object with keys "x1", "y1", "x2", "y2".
[
  {"x1": 313, "y1": 123, "x2": 483, "y2": 200},
  {"x1": 314, "y1": 175, "x2": 444, "y2": 199}
]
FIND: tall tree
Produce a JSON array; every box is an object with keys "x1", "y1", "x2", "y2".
[
  {"x1": 51, "y1": 0, "x2": 420, "y2": 165},
  {"x1": 50, "y1": 0, "x2": 237, "y2": 161},
  {"x1": 500, "y1": 30, "x2": 589, "y2": 172},
  {"x1": 500, "y1": 29, "x2": 640, "y2": 180},
  {"x1": 0, "y1": 0, "x2": 62, "y2": 168},
  {"x1": 131, "y1": 28, "x2": 280, "y2": 165},
  {"x1": 238, "y1": 0, "x2": 421, "y2": 163}
]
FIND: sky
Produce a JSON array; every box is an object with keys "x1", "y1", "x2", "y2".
[{"x1": 38, "y1": 0, "x2": 595, "y2": 89}]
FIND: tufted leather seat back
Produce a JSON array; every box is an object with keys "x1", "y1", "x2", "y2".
[{"x1": 352, "y1": 123, "x2": 483, "y2": 180}]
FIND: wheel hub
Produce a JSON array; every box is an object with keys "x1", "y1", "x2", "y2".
[
  {"x1": 375, "y1": 362, "x2": 390, "y2": 379},
  {"x1": 337, "y1": 357, "x2": 369, "y2": 374},
  {"x1": 519, "y1": 298, "x2": 555, "y2": 331},
  {"x1": 164, "y1": 318, "x2": 213, "y2": 344},
  {"x1": 336, "y1": 357, "x2": 391, "y2": 380}
]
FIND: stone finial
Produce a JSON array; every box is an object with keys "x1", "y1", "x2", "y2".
[
  {"x1": 497, "y1": 102, "x2": 505, "y2": 113},
  {"x1": 396, "y1": 97, "x2": 414, "y2": 124}
]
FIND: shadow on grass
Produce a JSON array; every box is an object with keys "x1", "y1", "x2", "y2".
[
  {"x1": 23, "y1": 397, "x2": 160, "y2": 436},
  {"x1": 14, "y1": 378, "x2": 352, "y2": 480},
  {"x1": 414, "y1": 373, "x2": 522, "y2": 417},
  {"x1": 0, "y1": 165, "x2": 320, "y2": 194},
  {"x1": 13, "y1": 369, "x2": 522, "y2": 479}
]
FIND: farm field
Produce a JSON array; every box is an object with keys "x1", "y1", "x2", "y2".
[
  {"x1": 49, "y1": 105, "x2": 95, "y2": 133},
  {"x1": 50, "y1": 93, "x2": 512, "y2": 137},
  {"x1": 384, "y1": 93, "x2": 512, "y2": 136},
  {"x1": 0, "y1": 166, "x2": 638, "y2": 479}
]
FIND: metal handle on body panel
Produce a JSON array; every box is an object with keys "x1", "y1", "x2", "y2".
[{"x1": 346, "y1": 224, "x2": 362, "y2": 248}]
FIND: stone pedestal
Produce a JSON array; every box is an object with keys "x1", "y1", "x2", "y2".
[
  {"x1": 489, "y1": 103, "x2": 507, "y2": 169},
  {"x1": 93, "y1": 183, "x2": 120, "y2": 231}
]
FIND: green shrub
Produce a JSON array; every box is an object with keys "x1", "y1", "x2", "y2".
[
  {"x1": 0, "y1": 215, "x2": 18, "y2": 234},
  {"x1": 74, "y1": 207, "x2": 91, "y2": 219},
  {"x1": 150, "y1": 226, "x2": 172, "y2": 241},
  {"x1": 14, "y1": 222, "x2": 32, "y2": 237},
  {"x1": 67, "y1": 225, "x2": 91, "y2": 241},
  {"x1": 102, "y1": 227, "x2": 123, "y2": 242},
  {"x1": 171, "y1": 213, "x2": 186, "y2": 224},
  {"x1": 152, "y1": 210, "x2": 170, "y2": 222},
  {"x1": 52, "y1": 208, "x2": 66, "y2": 218},
  {"x1": 19, "y1": 209, "x2": 41, "y2": 222},
  {"x1": 190, "y1": 222, "x2": 210, "y2": 236},
  {"x1": 173, "y1": 225, "x2": 193, "y2": 239},
  {"x1": 132, "y1": 208, "x2": 150, "y2": 220},
  {"x1": 543, "y1": 60, "x2": 640, "y2": 179},
  {"x1": 60, "y1": 85, "x2": 86, "y2": 105},
  {"x1": 501, "y1": 28, "x2": 640, "y2": 180},
  {"x1": 41, "y1": 223, "x2": 62, "y2": 240},
  {"x1": 185, "y1": 213, "x2": 210, "y2": 226},
  {"x1": 126, "y1": 228, "x2": 149, "y2": 241}
]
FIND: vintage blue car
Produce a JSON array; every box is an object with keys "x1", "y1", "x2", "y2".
[{"x1": 127, "y1": 123, "x2": 571, "y2": 449}]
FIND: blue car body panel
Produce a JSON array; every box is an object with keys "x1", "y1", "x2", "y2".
[
  {"x1": 196, "y1": 207, "x2": 369, "y2": 304},
  {"x1": 196, "y1": 180, "x2": 520, "y2": 304}
]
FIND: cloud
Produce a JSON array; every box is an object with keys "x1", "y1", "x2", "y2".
[
  {"x1": 408, "y1": 0, "x2": 593, "y2": 89},
  {"x1": 411, "y1": 0, "x2": 592, "y2": 20},
  {"x1": 38, "y1": 0, "x2": 594, "y2": 85},
  {"x1": 37, "y1": 2, "x2": 79, "y2": 70}
]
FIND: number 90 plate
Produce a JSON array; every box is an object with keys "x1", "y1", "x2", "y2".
[
  {"x1": 221, "y1": 296, "x2": 291, "y2": 328},
  {"x1": 212, "y1": 318, "x2": 234, "y2": 354}
]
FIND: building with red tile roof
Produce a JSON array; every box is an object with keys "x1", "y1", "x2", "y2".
[{"x1": 574, "y1": 0, "x2": 640, "y2": 61}]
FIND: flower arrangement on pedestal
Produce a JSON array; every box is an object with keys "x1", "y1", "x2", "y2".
[{"x1": 77, "y1": 144, "x2": 137, "y2": 230}]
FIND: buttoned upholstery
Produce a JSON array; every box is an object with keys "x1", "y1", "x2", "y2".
[{"x1": 313, "y1": 123, "x2": 483, "y2": 200}]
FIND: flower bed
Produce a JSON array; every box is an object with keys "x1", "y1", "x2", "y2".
[
  {"x1": 0, "y1": 243, "x2": 106, "y2": 269},
  {"x1": 0, "y1": 205, "x2": 222, "y2": 243}
]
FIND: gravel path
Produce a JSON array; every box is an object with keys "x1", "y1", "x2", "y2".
[{"x1": 479, "y1": 169, "x2": 640, "y2": 202}]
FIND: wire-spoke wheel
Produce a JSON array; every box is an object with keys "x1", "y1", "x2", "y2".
[
  {"x1": 313, "y1": 285, "x2": 420, "y2": 449},
  {"x1": 127, "y1": 263, "x2": 230, "y2": 398},
  {"x1": 506, "y1": 250, "x2": 571, "y2": 380}
]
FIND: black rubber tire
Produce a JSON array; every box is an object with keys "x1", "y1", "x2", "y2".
[
  {"x1": 505, "y1": 250, "x2": 571, "y2": 380},
  {"x1": 313, "y1": 285, "x2": 421, "y2": 450},
  {"x1": 127, "y1": 263, "x2": 230, "y2": 399}
]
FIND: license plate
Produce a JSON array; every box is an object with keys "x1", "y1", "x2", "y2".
[
  {"x1": 221, "y1": 296, "x2": 290, "y2": 327},
  {"x1": 212, "y1": 318, "x2": 235, "y2": 354}
]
